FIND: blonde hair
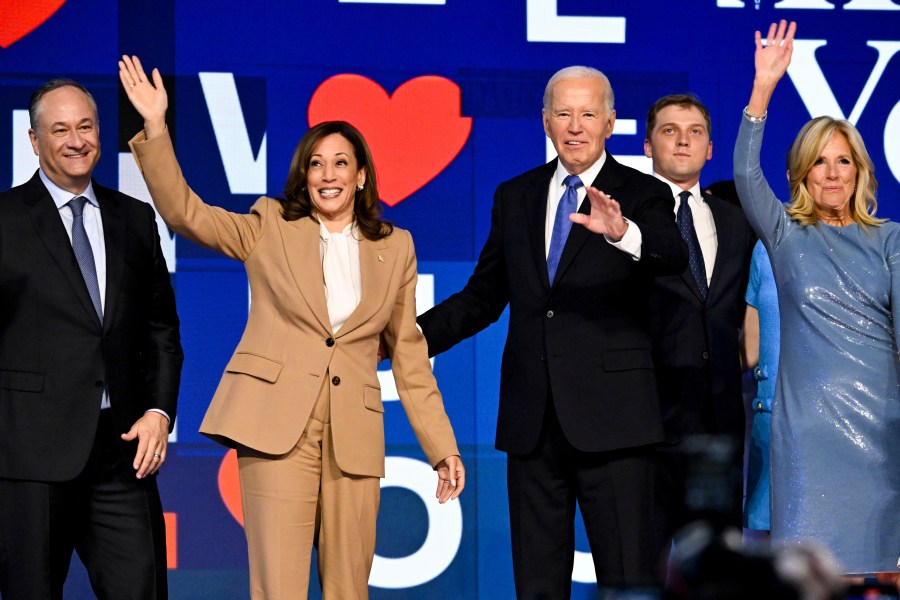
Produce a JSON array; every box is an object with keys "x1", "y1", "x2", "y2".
[{"x1": 785, "y1": 116, "x2": 884, "y2": 228}]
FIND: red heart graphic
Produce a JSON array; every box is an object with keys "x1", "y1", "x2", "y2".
[
  {"x1": 0, "y1": 1, "x2": 67, "y2": 48},
  {"x1": 218, "y1": 448, "x2": 244, "y2": 527},
  {"x1": 308, "y1": 74, "x2": 472, "y2": 206}
]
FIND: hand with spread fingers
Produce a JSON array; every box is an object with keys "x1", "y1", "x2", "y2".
[
  {"x1": 435, "y1": 455, "x2": 465, "y2": 503},
  {"x1": 118, "y1": 55, "x2": 169, "y2": 140},
  {"x1": 121, "y1": 411, "x2": 170, "y2": 479},
  {"x1": 569, "y1": 186, "x2": 629, "y2": 242},
  {"x1": 748, "y1": 20, "x2": 796, "y2": 117}
]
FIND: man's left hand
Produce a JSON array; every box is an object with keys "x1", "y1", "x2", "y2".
[
  {"x1": 121, "y1": 411, "x2": 169, "y2": 479},
  {"x1": 570, "y1": 186, "x2": 629, "y2": 242}
]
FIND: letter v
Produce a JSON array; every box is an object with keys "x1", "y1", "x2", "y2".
[
  {"x1": 787, "y1": 40, "x2": 900, "y2": 126},
  {"x1": 199, "y1": 72, "x2": 267, "y2": 194}
]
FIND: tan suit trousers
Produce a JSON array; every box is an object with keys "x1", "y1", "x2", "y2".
[{"x1": 237, "y1": 381, "x2": 380, "y2": 599}]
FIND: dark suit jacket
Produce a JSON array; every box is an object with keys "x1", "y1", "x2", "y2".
[
  {"x1": 419, "y1": 155, "x2": 688, "y2": 456},
  {"x1": 0, "y1": 172, "x2": 182, "y2": 482},
  {"x1": 649, "y1": 193, "x2": 755, "y2": 443}
]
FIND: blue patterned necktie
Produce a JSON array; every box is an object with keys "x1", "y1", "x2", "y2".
[
  {"x1": 677, "y1": 190, "x2": 708, "y2": 300},
  {"x1": 68, "y1": 196, "x2": 103, "y2": 319},
  {"x1": 547, "y1": 175, "x2": 583, "y2": 283}
]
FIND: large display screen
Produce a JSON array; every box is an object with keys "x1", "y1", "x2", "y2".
[{"x1": 2, "y1": 1, "x2": 898, "y2": 597}]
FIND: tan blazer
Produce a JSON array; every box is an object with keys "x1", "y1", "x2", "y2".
[{"x1": 129, "y1": 131, "x2": 459, "y2": 478}]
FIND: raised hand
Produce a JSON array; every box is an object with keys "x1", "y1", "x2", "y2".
[
  {"x1": 748, "y1": 20, "x2": 797, "y2": 117},
  {"x1": 569, "y1": 186, "x2": 629, "y2": 242},
  {"x1": 754, "y1": 20, "x2": 796, "y2": 90},
  {"x1": 118, "y1": 55, "x2": 168, "y2": 139}
]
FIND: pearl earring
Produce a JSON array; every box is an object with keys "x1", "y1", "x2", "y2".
[{"x1": 357, "y1": 184, "x2": 364, "y2": 192}]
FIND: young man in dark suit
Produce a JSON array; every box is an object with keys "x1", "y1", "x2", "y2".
[
  {"x1": 0, "y1": 79, "x2": 182, "y2": 599},
  {"x1": 643, "y1": 94, "x2": 755, "y2": 538},
  {"x1": 418, "y1": 67, "x2": 687, "y2": 596}
]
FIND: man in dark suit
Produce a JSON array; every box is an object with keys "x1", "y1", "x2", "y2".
[
  {"x1": 418, "y1": 67, "x2": 687, "y2": 596},
  {"x1": 0, "y1": 79, "x2": 182, "y2": 599},
  {"x1": 642, "y1": 94, "x2": 755, "y2": 536}
]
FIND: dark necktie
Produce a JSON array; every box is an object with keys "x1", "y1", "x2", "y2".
[
  {"x1": 677, "y1": 190, "x2": 708, "y2": 300},
  {"x1": 68, "y1": 196, "x2": 103, "y2": 319},
  {"x1": 547, "y1": 175, "x2": 583, "y2": 283}
]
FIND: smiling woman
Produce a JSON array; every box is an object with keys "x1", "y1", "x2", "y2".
[
  {"x1": 734, "y1": 20, "x2": 900, "y2": 576},
  {"x1": 118, "y1": 54, "x2": 466, "y2": 600}
]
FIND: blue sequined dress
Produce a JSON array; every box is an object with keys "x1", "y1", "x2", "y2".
[{"x1": 734, "y1": 116, "x2": 900, "y2": 573}]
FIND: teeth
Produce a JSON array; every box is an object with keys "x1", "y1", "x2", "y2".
[{"x1": 319, "y1": 189, "x2": 341, "y2": 198}]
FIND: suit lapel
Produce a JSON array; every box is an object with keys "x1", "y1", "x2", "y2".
[
  {"x1": 338, "y1": 237, "x2": 397, "y2": 335},
  {"x1": 705, "y1": 196, "x2": 735, "y2": 302},
  {"x1": 550, "y1": 154, "x2": 625, "y2": 288},
  {"x1": 282, "y1": 217, "x2": 333, "y2": 333},
  {"x1": 23, "y1": 173, "x2": 101, "y2": 327},
  {"x1": 97, "y1": 182, "x2": 125, "y2": 332},
  {"x1": 525, "y1": 163, "x2": 556, "y2": 290}
]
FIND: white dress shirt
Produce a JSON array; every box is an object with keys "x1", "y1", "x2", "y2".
[
  {"x1": 42, "y1": 170, "x2": 170, "y2": 421},
  {"x1": 41, "y1": 170, "x2": 113, "y2": 410},
  {"x1": 546, "y1": 153, "x2": 643, "y2": 260},
  {"x1": 655, "y1": 176, "x2": 717, "y2": 284},
  {"x1": 319, "y1": 221, "x2": 362, "y2": 333}
]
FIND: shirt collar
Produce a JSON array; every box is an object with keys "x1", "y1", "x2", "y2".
[
  {"x1": 553, "y1": 151, "x2": 606, "y2": 191},
  {"x1": 653, "y1": 173, "x2": 703, "y2": 205},
  {"x1": 39, "y1": 169, "x2": 98, "y2": 210},
  {"x1": 319, "y1": 220, "x2": 359, "y2": 242}
]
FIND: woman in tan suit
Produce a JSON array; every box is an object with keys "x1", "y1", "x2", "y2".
[{"x1": 118, "y1": 56, "x2": 465, "y2": 599}]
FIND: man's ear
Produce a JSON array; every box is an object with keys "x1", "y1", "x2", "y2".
[{"x1": 29, "y1": 129, "x2": 39, "y2": 156}]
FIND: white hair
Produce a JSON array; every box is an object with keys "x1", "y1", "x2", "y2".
[{"x1": 543, "y1": 66, "x2": 614, "y2": 112}]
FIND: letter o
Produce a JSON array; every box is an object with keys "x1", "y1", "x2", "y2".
[
  {"x1": 369, "y1": 456, "x2": 463, "y2": 588},
  {"x1": 572, "y1": 549, "x2": 597, "y2": 583},
  {"x1": 884, "y1": 100, "x2": 900, "y2": 186}
]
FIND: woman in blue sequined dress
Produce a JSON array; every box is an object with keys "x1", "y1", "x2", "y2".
[{"x1": 733, "y1": 20, "x2": 900, "y2": 574}]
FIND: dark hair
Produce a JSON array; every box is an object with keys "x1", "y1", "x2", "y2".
[
  {"x1": 281, "y1": 121, "x2": 392, "y2": 241},
  {"x1": 702, "y1": 180, "x2": 741, "y2": 209},
  {"x1": 29, "y1": 79, "x2": 98, "y2": 130},
  {"x1": 645, "y1": 93, "x2": 711, "y2": 140}
]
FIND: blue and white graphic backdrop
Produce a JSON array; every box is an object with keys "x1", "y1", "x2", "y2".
[{"x1": 1, "y1": 1, "x2": 898, "y2": 597}]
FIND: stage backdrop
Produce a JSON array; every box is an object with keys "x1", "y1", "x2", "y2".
[{"x1": 2, "y1": 0, "x2": 898, "y2": 597}]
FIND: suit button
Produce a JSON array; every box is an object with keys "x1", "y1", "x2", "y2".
[
  {"x1": 701, "y1": 351, "x2": 709, "y2": 360},
  {"x1": 95, "y1": 380, "x2": 104, "y2": 389},
  {"x1": 326, "y1": 337, "x2": 335, "y2": 347},
  {"x1": 332, "y1": 376, "x2": 341, "y2": 386},
  {"x1": 546, "y1": 310, "x2": 554, "y2": 318}
]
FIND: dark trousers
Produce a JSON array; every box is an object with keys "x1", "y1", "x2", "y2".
[
  {"x1": 507, "y1": 401, "x2": 662, "y2": 599},
  {"x1": 655, "y1": 434, "x2": 744, "y2": 546},
  {"x1": 0, "y1": 411, "x2": 168, "y2": 600}
]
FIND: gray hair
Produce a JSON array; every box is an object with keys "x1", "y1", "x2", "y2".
[
  {"x1": 29, "y1": 78, "x2": 99, "y2": 130},
  {"x1": 543, "y1": 66, "x2": 615, "y2": 112}
]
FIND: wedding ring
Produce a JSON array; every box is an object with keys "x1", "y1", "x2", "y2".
[{"x1": 152, "y1": 454, "x2": 161, "y2": 460}]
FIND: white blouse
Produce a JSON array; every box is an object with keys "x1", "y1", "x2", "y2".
[{"x1": 319, "y1": 221, "x2": 362, "y2": 333}]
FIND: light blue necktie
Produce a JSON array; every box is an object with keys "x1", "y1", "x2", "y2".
[
  {"x1": 547, "y1": 175, "x2": 583, "y2": 283},
  {"x1": 68, "y1": 196, "x2": 103, "y2": 320},
  {"x1": 677, "y1": 190, "x2": 708, "y2": 300}
]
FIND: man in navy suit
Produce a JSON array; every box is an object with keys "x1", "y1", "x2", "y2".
[
  {"x1": 0, "y1": 79, "x2": 182, "y2": 599},
  {"x1": 643, "y1": 94, "x2": 755, "y2": 537},
  {"x1": 418, "y1": 66, "x2": 687, "y2": 596}
]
